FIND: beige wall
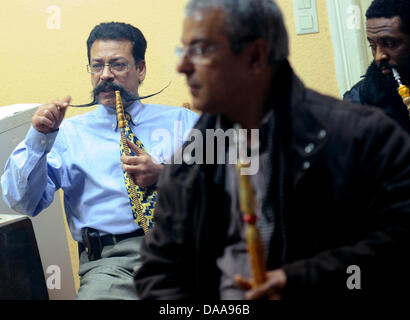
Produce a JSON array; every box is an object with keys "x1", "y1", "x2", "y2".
[
  {"x1": 0, "y1": 0, "x2": 339, "y2": 295},
  {"x1": 0, "y1": 0, "x2": 339, "y2": 110},
  {"x1": 0, "y1": 0, "x2": 191, "y2": 117},
  {"x1": 277, "y1": 0, "x2": 339, "y2": 97}
]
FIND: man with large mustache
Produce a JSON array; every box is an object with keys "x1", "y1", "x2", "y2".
[
  {"x1": 344, "y1": 0, "x2": 410, "y2": 133},
  {"x1": 1, "y1": 22, "x2": 198, "y2": 299}
]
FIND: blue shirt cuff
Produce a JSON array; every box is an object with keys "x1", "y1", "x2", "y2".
[{"x1": 25, "y1": 125, "x2": 58, "y2": 153}]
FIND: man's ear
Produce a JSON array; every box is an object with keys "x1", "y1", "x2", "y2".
[
  {"x1": 137, "y1": 60, "x2": 147, "y2": 83},
  {"x1": 248, "y1": 39, "x2": 270, "y2": 73}
]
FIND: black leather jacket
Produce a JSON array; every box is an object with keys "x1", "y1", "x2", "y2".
[{"x1": 135, "y1": 63, "x2": 410, "y2": 299}]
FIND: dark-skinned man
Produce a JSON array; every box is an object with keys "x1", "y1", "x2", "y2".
[{"x1": 344, "y1": 0, "x2": 410, "y2": 133}]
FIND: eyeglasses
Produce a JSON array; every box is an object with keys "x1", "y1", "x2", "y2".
[
  {"x1": 176, "y1": 36, "x2": 257, "y2": 65},
  {"x1": 175, "y1": 43, "x2": 220, "y2": 65},
  {"x1": 87, "y1": 62, "x2": 130, "y2": 74}
]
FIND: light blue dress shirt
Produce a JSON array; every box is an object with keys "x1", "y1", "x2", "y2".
[{"x1": 1, "y1": 101, "x2": 198, "y2": 241}]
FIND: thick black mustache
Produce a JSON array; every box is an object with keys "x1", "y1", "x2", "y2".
[
  {"x1": 70, "y1": 81, "x2": 170, "y2": 108},
  {"x1": 94, "y1": 81, "x2": 138, "y2": 101},
  {"x1": 378, "y1": 61, "x2": 397, "y2": 73}
]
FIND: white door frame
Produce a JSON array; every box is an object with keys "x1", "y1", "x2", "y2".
[{"x1": 326, "y1": 0, "x2": 373, "y2": 97}]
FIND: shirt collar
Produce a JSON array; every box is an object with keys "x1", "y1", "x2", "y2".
[
  {"x1": 97, "y1": 100, "x2": 144, "y2": 129},
  {"x1": 124, "y1": 100, "x2": 144, "y2": 126}
]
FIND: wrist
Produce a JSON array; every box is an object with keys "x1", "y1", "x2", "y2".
[{"x1": 26, "y1": 125, "x2": 58, "y2": 153}]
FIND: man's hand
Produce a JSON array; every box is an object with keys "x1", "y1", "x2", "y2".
[
  {"x1": 121, "y1": 140, "x2": 163, "y2": 187},
  {"x1": 32, "y1": 96, "x2": 71, "y2": 134},
  {"x1": 235, "y1": 269, "x2": 287, "y2": 300}
]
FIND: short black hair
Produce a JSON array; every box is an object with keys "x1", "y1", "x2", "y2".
[
  {"x1": 366, "y1": 0, "x2": 410, "y2": 35},
  {"x1": 87, "y1": 22, "x2": 147, "y2": 65}
]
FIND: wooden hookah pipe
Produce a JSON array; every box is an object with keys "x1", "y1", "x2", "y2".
[{"x1": 237, "y1": 162, "x2": 267, "y2": 288}]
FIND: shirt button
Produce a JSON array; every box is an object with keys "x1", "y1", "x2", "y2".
[
  {"x1": 41, "y1": 139, "x2": 46, "y2": 145},
  {"x1": 304, "y1": 143, "x2": 314, "y2": 154},
  {"x1": 112, "y1": 123, "x2": 116, "y2": 129},
  {"x1": 318, "y1": 130, "x2": 327, "y2": 139},
  {"x1": 303, "y1": 161, "x2": 310, "y2": 170}
]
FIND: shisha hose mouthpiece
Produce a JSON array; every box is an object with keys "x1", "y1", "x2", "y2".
[
  {"x1": 392, "y1": 68, "x2": 410, "y2": 116},
  {"x1": 392, "y1": 68, "x2": 403, "y2": 86}
]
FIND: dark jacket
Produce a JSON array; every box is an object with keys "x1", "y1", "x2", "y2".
[
  {"x1": 344, "y1": 61, "x2": 410, "y2": 133},
  {"x1": 135, "y1": 63, "x2": 410, "y2": 299}
]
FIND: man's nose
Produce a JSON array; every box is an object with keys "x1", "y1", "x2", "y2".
[
  {"x1": 177, "y1": 51, "x2": 195, "y2": 75},
  {"x1": 375, "y1": 46, "x2": 389, "y2": 64},
  {"x1": 100, "y1": 65, "x2": 115, "y2": 81}
]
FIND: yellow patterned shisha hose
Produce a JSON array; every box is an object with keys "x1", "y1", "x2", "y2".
[
  {"x1": 115, "y1": 90, "x2": 150, "y2": 234},
  {"x1": 237, "y1": 162, "x2": 267, "y2": 288},
  {"x1": 392, "y1": 68, "x2": 410, "y2": 117}
]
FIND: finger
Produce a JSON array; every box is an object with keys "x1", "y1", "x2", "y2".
[
  {"x1": 36, "y1": 108, "x2": 58, "y2": 129},
  {"x1": 52, "y1": 95, "x2": 71, "y2": 109},
  {"x1": 59, "y1": 96, "x2": 71, "y2": 116},
  {"x1": 244, "y1": 278, "x2": 280, "y2": 300},
  {"x1": 32, "y1": 104, "x2": 61, "y2": 133},
  {"x1": 244, "y1": 287, "x2": 267, "y2": 300},
  {"x1": 39, "y1": 107, "x2": 55, "y2": 120},
  {"x1": 62, "y1": 95, "x2": 72, "y2": 105},
  {"x1": 126, "y1": 139, "x2": 144, "y2": 155},
  {"x1": 53, "y1": 96, "x2": 71, "y2": 118},
  {"x1": 35, "y1": 115, "x2": 54, "y2": 129},
  {"x1": 39, "y1": 96, "x2": 70, "y2": 130},
  {"x1": 245, "y1": 287, "x2": 282, "y2": 300},
  {"x1": 234, "y1": 274, "x2": 253, "y2": 291},
  {"x1": 121, "y1": 154, "x2": 142, "y2": 165},
  {"x1": 122, "y1": 162, "x2": 144, "y2": 174},
  {"x1": 47, "y1": 104, "x2": 61, "y2": 127}
]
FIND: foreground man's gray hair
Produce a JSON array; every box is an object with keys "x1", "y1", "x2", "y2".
[{"x1": 185, "y1": 0, "x2": 289, "y2": 64}]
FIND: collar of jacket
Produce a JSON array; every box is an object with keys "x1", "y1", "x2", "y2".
[
  {"x1": 265, "y1": 60, "x2": 329, "y2": 179},
  {"x1": 287, "y1": 71, "x2": 329, "y2": 180}
]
